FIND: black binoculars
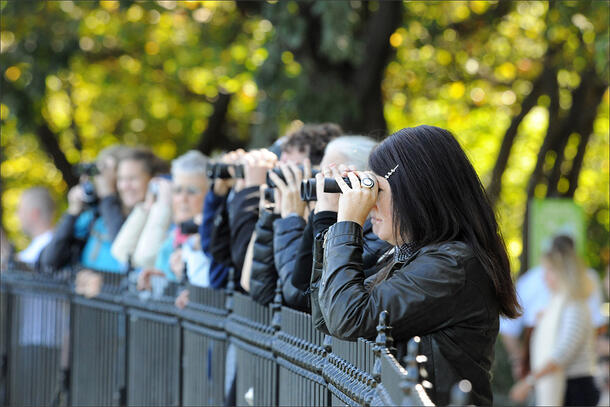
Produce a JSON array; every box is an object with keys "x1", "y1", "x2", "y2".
[
  {"x1": 266, "y1": 166, "x2": 320, "y2": 188},
  {"x1": 206, "y1": 163, "x2": 245, "y2": 179},
  {"x1": 81, "y1": 181, "x2": 98, "y2": 205},
  {"x1": 75, "y1": 162, "x2": 100, "y2": 177},
  {"x1": 300, "y1": 177, "x2": 352, "y2": 201},
  {"x1": 180, "y1": 219, "x2": 199, "y2": 235}
]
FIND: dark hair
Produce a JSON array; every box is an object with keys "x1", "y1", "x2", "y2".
[
  {"x1": 369, "y1": 125, "x2": 521, "y2": 318},
  {"x1": 282, "y1": 123, "x2": 343, "y2": 165},
  {"x1": 119, "y1": 147, "x2": 170, "y2": 176},
  {"x1": 548, "y1": 234, "x2": 575, "y2": 252}
]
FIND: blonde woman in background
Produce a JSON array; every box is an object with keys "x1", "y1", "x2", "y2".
[{"x1": 510, "y1": 235, "x2": 601, "y2": 406}]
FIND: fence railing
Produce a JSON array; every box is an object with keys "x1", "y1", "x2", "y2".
[{"x1": 0, "y1": 267, "x2": 469, "y2": 407}]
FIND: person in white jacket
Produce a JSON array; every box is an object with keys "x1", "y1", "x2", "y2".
[{"x1": 112, "y1": 150, "x2": 211, "y2": 289}]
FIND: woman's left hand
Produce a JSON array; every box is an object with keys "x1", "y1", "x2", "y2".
[
  {"x1": 336, "y1": 168, "x2": 377, "y2": 226},
  {"x1": 509, "y1": 379, "x2": 532, "y2": 403}
]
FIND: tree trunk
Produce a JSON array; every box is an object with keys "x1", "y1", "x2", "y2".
[
  {"x1": 518, "y1": 69, "x2": 560, "y2": 276},
  {"x1": 487, "y1": 56, "x2": 556, "y2": 206},
  {"x1": 565, "y1": 80, "x2": 608, "y2": 196},
  {"x1": 524, "y1": 64, "x2": 561, "y2": 200},
  {"x1": 195, "y1": 91, "x2": 240, "y2": 155},
  {"x1": 546, "y1": 71, "x2": 598, "y2": 196},
  {"x1": 347, "y1": 1, "x2": 403, "y2": 135},
  {"x1": 36, "y1": 124, "x2": 79, "y2": 188}
]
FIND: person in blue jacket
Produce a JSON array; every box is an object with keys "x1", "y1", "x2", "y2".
[{"x1": 38, "y1": 146, "x2": 167, "y2": 273}]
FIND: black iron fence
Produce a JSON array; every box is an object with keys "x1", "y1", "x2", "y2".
[{"x1": 0, "y1": 267, "x2": 470, "y2": 406}]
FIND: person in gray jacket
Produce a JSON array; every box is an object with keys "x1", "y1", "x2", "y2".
[{"x1": 311, "y1": 125, "x2": 521, "y2": 406}]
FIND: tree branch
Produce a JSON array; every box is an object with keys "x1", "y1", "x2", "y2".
[
  {"x1": 546, "y1": 71, "x2": 599, "y2": 196},
  {"x1": 195, "y1": 91, "x2": 238, "y2": 155},
  {"x1": 565, "y1": 76, "x2": 607, "y2": 196},
  {"x1": 35, "y1": 124, "x2": 79, "y2": 188}
]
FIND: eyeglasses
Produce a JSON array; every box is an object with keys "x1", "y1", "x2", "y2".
[{"x1": 172, "y1": 185, "x2": 202, "y2": 196}]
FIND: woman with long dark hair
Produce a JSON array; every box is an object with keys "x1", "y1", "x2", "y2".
[{"x1": 310, "y1": 125, "x2": 521, "y2": 405}]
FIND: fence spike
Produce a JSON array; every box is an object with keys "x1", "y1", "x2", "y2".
[
  {"x1": 271, "y1": 278, "x2": 282, "y2": 331},
  {"x1": 323, "y1": 334, "x2": 332, "y2": 355},
  {"x1": 403, "y1": 337, "x2": 420, "y2": 385},
  {"x1": 450, "y1": 379, "x2": 472, "y2": 406}
]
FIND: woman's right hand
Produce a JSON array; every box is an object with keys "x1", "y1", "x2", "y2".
[
  {"x1": 336, "y1": 167, "x2": 377, "y2": 226},
  {"x1": 67, "y1": 185, "x2": 85, "y2": 215}
]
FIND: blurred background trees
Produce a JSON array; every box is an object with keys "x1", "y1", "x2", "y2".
[{"x1": 1, "y1": 0, "x2": 608, "y2": 274}]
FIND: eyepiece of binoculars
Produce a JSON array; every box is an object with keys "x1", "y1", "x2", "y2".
[
  {"x1": 206, "y1": 163, "x2": 245, "y2": 179},
  {"x1": 299, "y1": 177, "x2": 352, "y2": 201},
  {"x1": 265, "y1": 166, "x2": 320, "y2": 188}
]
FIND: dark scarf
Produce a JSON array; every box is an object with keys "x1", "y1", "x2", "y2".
[{"x1": 394, "y1": 241, "x2": 419, "y2": 263}]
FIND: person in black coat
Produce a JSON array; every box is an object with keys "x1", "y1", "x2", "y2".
[
  {"x1": 255, "y1": 136, "x2": 388, "y2": 311},
  {"x1": 310, "y1": 126, "x2": 522, "y2": 406},
  {"x1": 240, "y1": 123, "x2": 343, "y2": 296}
]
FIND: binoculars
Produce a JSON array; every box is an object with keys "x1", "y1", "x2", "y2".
[
  {"x1": 81, "y1": 181, "x2": 98, "y2": 205},
  {"x1": 75, "y1": 162, "x2": 100, "y2": 177},
  {"x1": 206, "y1": 163, "x2": 245, "y2": 179},
  {"x1": 266, "y1": 166, "x2": 320, "y2": 188},
  {"x1": 300, "y1": 177, "x2": 352, "y2": 201},
  {"x1": 180, "y1": 219, "x2": 199, "y2": 235}
]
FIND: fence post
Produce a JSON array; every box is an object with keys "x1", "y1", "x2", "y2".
[
  {"x1": 404, "y1": 337, "x2": 419, "y2": 385},
  {"x1": 271, "y1": 279, "x2": 282, "y2": 407},
  {"x1": 225, "y1": 267, "x2": 235, "y2": 314},
  {"x1": 372, "y1": 310, "x2": 390, "y2": 383},
  {"x1": 397, "y1": 336, "x2": 422, "y2": 404},
  {"x1": 322, "y1": 334, "x2": 332, "y2": 406}
]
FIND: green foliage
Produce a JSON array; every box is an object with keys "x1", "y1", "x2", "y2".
[
  {"x1": 1, "y1": 0, "x2": 608, "y2": 277},
  {"x1": 382, "y1": 1, "x2": 609, "y2": 273}
]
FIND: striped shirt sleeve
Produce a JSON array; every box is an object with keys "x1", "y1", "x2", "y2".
[{"x1": 550, "y1": 302, "x2": 590, "y2": 367}]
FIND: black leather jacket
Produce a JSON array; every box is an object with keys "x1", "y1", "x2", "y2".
[
  {"x1": 311, "y1": 221, "x2": 498, "y2": 406},
  {"x1": 282, "y1": 211, "x2": 391, "y2": 312}
]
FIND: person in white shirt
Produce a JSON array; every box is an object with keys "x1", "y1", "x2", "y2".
[
  {"x1": 500, "y1": 263, "x2": 607, "y2": 380},
  {"x1": 17, "y1": 187, "x2": 56, "y2": 264},
  {"x1": 509, "y1": 235, "x2": 601, "y2": 405}
]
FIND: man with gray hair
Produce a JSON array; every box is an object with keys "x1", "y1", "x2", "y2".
[{"x1": 17, "y1": 186, "x2": 56, "y2": 264}]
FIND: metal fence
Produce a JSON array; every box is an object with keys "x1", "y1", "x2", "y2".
[{"x1": 0, "y1": 267, "x2": 469, "y2": 407}]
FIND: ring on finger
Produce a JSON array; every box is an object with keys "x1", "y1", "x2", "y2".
[{"x1": 361, "y1": 177, "x2": 375, "y2": 189}]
